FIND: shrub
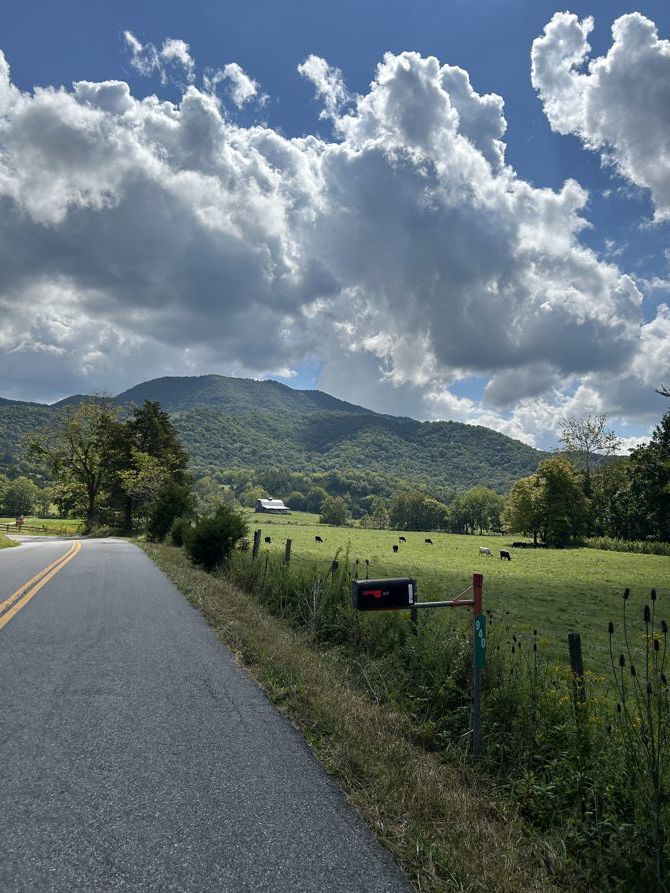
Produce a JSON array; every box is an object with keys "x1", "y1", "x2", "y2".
[
  {"x1": 146, "y1": 483, "x2": 195, "y2": 543},
  {"x1": 169, "y1": 516, "x2": 193, "y2": 547},
  {"x1": 184, "y1": 505, "x2": 247, "y2": 571}
]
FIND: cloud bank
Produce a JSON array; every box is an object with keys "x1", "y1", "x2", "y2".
[
  {"x1": 532, "y1": 11, "x2": 670, "y2": 221},
  {"x1": 0, "y1": 28, "x2": 668, "y2": 446}
]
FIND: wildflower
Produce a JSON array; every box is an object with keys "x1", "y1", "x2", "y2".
[
  {"x1": 663, "y1": 620, "x2": 668, "y2": 635},
  {"x1": 654, "y1": 638, "x2": 660, "y2": 652},
  {"x1": 652, "y1": 589, "x2": 657, "y2": 602},
  {"x1": 623, "y1": 588, "x2": 630, "y2": 601},
  {"x1": 533, "y1": 629, "x2": 537, "y2": 636},
  {"x1": 608, "y1": 621, "x2": 614, "y2": 636},
  {"x1": 617, "y1": 703, "x2": 622, "y2": 713},
  {"x1": 631, "y1": 664, "x2": 637, "y2": 677},
  {"x1": 647, "y1": 682, "x2": 653, "y2": 695},
  {"x1": 644, "y1": 605, "x2": 651, "y2": 623},
  {"x1": 662, "y1": 674, "x2": 668, "y2": 686},
  {"x1": 619, "y1": 654, "x2": 626, "y2": 668},
  {"x1": 533, "y1": 643, "x2": 538, "y2": 652}
]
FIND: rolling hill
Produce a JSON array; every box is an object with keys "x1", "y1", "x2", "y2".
[{"x1": 0, "y1": 374, "x2": 546, "y2": 492}]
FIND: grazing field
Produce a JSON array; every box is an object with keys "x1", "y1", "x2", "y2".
[
  {"x1": 0, "y1": 533, "x2": 18, "y2": 548},
  {"x1": 0, "y1": 516, "x2": 83, "y2": 536},
  {"x1": 246, "y1": 518, "x2": 670, "y2": 674}
]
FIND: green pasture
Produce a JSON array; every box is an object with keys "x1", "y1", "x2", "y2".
[
  {"x1": 242, "y1": 509, "x2": 321, "y2": 526},
  {"x1": 0, "y1": 516, "x2": 83, "y2": 535},
  {"x1": 0, "y1": 532, "x2": 18, "y2": 548},
  {"x1": 248, "y1": 520, "x2": 670, "y2": 674}
]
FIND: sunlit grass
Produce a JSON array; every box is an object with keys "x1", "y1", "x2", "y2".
[
  {"x1": 0, "y1": 516, "x2": 83, "y2": 535},
  {"x1": 246, "y1": 522, "x2": 670, "y2": 673}
]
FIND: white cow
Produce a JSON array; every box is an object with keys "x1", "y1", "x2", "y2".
[{"x1": 479, "y1": 546, "x2": 493, "y2": 557}]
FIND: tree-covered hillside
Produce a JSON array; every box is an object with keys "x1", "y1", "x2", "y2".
[{"x1": 0, "y1": 374, "x2": 546, "y2": 492}]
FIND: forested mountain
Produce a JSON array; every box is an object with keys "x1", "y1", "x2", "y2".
[{"x1": 0, "y1": 374, "x2": 546, "y2": 492}]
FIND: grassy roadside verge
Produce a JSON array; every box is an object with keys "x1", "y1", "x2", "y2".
[
  {"x1": 143, "y1": 542, "x2": 560, "y2": 892},
  {"x1": 0, "y1": 533, "x2": 18, "y2": 548}
]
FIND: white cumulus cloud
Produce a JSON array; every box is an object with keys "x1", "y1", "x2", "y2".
[
  {"x1": 532, "y1": 11, "x2": 670, "y2": 220},
  {"x1": 0, "y1": 39, "x2": 666, "y2": 447}
]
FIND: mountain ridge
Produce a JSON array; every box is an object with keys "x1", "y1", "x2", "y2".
[{"x1": 0, "y1": 374, "x2": 546, "y2": 493}]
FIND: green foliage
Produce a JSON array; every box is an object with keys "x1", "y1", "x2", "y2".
[
  {"x1": 388, "y1": 489, "x2": 449, "y2": 530},
  {"x1": 319, "y1": 494, "x2": 349, "y2": 526},
  {"x1": 223, "y1": 540, "x2": 670, "y2": 887},
  {"x1": 146, "y1": 483, "x2": 195, "y2": 543},
  {"x1": 184, "y1": 505, "x2": 247, "y2": 571},
  {"x1": 449, "y1": 486, "x2": 504, "y2": 534},
  {"x1": 27, "y1": 399, "x2": 121, "y2": 530},
  {"x1": 3, "y1": 475, "x2": 39, "y2": 516},
  {"x1": 25, "y1": 398, "x2": 192, "y2": 534},
  {"x1": 169, "y1": 516, "x2": 193, "y2": 547},
  {"x1": 503, "y1": 456, "x2": 590, "y2": 544},
  {"x1": 538, "y1": 456, "x2": 590, "y2": 543},
  {"x1": 585, "y1": 537, "x2": 670, "y2": 557}
]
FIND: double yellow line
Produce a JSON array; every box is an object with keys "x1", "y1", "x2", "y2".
[{"x1": 0, "y1": 541, "x2": 82, "y2": 630}]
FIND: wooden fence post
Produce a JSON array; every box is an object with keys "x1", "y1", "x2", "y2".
[
  {"x1": 568, "y1": 632, "x2": 586, "y2": 704},
  {"x1": 284, "y1": 539, "x2": 292, "y2": 564},
  {"x1": 252, "y1": 529, "x2": 261, "y2": 560}
]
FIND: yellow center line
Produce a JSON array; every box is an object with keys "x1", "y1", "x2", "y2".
[
  {"x1": 0, "y1": 541, "x2": 82, "y2": 631},
  {"x1": 0, "y1": 543, "x2": 78, "y2": 616}
]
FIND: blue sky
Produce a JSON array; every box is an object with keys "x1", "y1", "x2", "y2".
[{"x1": 1, "y1": 0, "x2": 669, "y2": 448}]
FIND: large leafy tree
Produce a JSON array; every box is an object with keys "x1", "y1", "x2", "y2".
[
  {"x1": 389, "y1": 489, "x2": 449, "y2": 531},
  {"x1": 502, "y1": 476, "x2": 545, "y2": 543},
  {"x1": 503, "y1": 457, "x2": 589, "y2": 543},
  {"x1": 28, "y1": 399, "x2": 120, "y2": 530},
  {"x1": 3, "y1": 476, "x2": 39, "y2": 517},
  {"x1": 624, "y1": 412, "x2": 670, "y2": 541},
  {"x1": 450, "y1": 486, "x2": 503, "y2": 534},
  {"x1": 538, "y1": 456, "x2": 590, "y2": 543},
  {"x1": 106, "y1": 401, "x2": 190, "y2": 531},
  {"x1": 319, "y1": 494, "x2": 349, "y2": 526}
]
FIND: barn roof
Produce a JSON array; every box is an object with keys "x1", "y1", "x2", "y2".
[{"x1": 257, "y1": 498, "x2": 288, "y2": 510}]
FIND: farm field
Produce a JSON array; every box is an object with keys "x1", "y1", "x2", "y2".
[
  {"x1": 0, "y1": 516, "x2": 83, "y2": 535},
  {"x1": 246, "y1": 517, "x2": 670, "y2": 674}
]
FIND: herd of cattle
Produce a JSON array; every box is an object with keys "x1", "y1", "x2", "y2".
[
  {"x1": 302, "y1": 534, "x2": 514, "y2": 559},
  {"x1": 262, "y1": 533, "x2": 514, "y2": 559}
]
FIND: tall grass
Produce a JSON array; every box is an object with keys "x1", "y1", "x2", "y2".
[
  {"x1": 226, "y1": 546, "x2": 670, "y2": 889},
  {"x1": 584, "y1": 537, "x2": 670, "y2": 557}
]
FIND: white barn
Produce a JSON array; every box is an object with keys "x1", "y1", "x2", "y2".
[{"x1": 254, "y1": 498, "x2": 291, "y2": 515}]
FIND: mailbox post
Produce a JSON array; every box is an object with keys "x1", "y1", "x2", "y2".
[{"x1": 353, "y1": 572, "x2": 485, "y2": 760}]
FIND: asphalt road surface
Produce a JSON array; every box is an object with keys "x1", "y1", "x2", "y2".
[{"x1": 1, "y1": 537, "x2": 412, "y2": 892}]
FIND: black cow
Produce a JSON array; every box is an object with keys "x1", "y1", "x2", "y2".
[
  {"x1": 500, "y1": 549, "x2": 511, "y2": 561},
  {"x1": 315, "y1": 536, "x2": 323, "y2": 543},
  {"x1": 425, "y1": 538, "x2": 433, "y2": 545},
  {"x1": 392, "y1": 544, "x2": 399, "y2": 553},
  {"x1": 399, "y1": 536, "x2": 407, "y2": 542},
  {"x1": 264, "y1": 536, "x2": 271, "y2": 544}
]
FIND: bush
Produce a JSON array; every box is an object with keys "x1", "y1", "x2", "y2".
[
  {"x1": 184, "y1": 505, "x2": 247, "y2": 571},
  {"x1": 146, "y1": 483, "x2": 195, "y2": 543},
  {"x1": 169, "y1": 516, "x2": 193, "y2": 547},
  {"x1": 584, "y1": 536, "x2": 670, "y2": 556}
]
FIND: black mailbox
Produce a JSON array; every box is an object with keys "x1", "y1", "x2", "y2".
[{"x1": 353, "y1": 577, "x2": 417, "y2": 612}]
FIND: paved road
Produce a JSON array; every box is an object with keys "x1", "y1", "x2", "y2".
[{"x1": 1, "y1": 538, "x2": 411, "y2": 892}]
